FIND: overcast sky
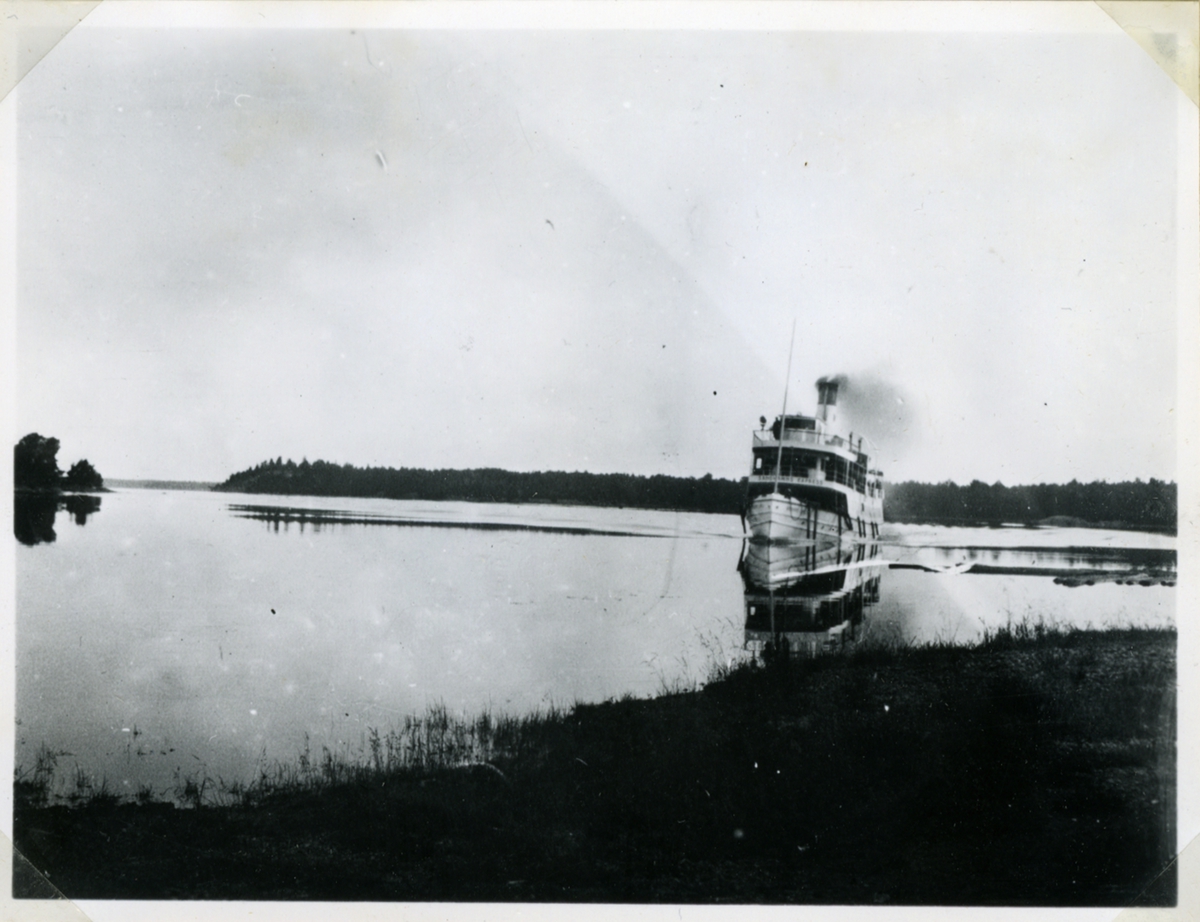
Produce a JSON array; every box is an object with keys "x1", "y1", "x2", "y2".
[{"x1": 14, "y1": 8, "x2": 1187, "y2": 484}]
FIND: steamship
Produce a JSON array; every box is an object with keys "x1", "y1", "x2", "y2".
[{"x1": 744, "y1": 378, "x2": 885, "y2": 544}]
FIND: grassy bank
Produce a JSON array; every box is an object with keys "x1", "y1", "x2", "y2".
[{"x1": 14, "y1": 626, "x2": 1175, "y2": 905}]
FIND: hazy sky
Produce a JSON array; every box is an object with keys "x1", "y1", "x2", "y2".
[{"x1": 14, "y1": 7, "x2": 1187, "y2": 484}]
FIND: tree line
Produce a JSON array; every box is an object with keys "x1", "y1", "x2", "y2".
[
  {"x1": 214, "y1": 457, "x2": 747, "y2": 515},
  {"x1": 214, "y1": 458, "x2": 1176, "y2": 531},
  {"x1": 884, "y1": 478, "x2": 1176, "y2": 533}
]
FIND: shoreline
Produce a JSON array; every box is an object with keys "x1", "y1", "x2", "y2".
[
  {"x1": 884, "y1": 514, "x2": 1177, "y2": 537},
  {"x1": 13, "y1": 625, "x2": 1176, "y2": 905},
  {"x1": 102, "y1": 483, "x2": 1175, "y2": 537},
  {"x1": 13, "y1": 486, "x2": 110, "y2": 495}
]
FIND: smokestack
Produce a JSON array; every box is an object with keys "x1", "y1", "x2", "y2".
[{"x1": 816, "y1": 377, "x2": 839, "y2": 427}]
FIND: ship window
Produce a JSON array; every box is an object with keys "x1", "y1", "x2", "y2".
[{"x1": 753, "y1": 448, "x2": 776, "y2": 475}]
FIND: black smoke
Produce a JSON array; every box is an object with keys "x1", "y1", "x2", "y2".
[{"x1": 816, "y1": 372, "x2": 918, "y2": 463}]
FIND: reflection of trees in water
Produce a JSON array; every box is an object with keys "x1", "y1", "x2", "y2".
[
  {"x1": 13, "y1": 494, "x2": 101, "y2": 546},
  {"x1": 63, "y1": 494, "x2": 101, "y2": 525},
  {"x1": 14, "y1": 495, "x2": 57, "y2": 546}
]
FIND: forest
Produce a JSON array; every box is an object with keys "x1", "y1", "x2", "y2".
[
  {"x1": 214, "y1": 458, "x2": 747, "y2": 515},
  {"x1": 884, "y1": 478, "x2": 1177, "y2": 533},
  {"x1": 213, "y1": 458, "x2": 1176, "y2": 532}
]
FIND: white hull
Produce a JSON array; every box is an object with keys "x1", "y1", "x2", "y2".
[
  {"x1": 746, "y1": 490, "x2": 880, "y2": 544},
  {"x1": 745, "y1": 493, "x2": 820, "y2": 543}
]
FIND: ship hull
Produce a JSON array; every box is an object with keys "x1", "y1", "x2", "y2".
[
  {"x1": 746, "y1": 491, "x2": 865, "y2": 544},
  {"x1": 745, "y1": 477, "x2": 883, "y2": 544}
]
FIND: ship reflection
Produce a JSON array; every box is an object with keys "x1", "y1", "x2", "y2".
[
  {"x1": 13, "y1": 493, "x2": 102, "y2": 546},
  {"x1": 740, "y1": 539, "x2": 884, "y2": 657}
]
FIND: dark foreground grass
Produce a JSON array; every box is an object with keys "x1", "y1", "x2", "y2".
[{"x1": 13, "y1": 626, "x2": 1175, "y2": 905}]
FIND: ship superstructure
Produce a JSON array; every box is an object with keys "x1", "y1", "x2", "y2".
[{"x1": 744, "y1": 378, "x2": 884, "y2": 545}]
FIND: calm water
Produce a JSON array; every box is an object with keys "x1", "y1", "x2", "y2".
[{"x1": 15, "y1": 488, "x2": 1175, "y2": 800}]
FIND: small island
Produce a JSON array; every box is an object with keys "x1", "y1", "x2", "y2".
[
  {"x1": 14, "y1": 432, "x2": 106, "y2": 493},
  {"x1": 13, "y1": 433, "x2": 106, "y2": 546}
]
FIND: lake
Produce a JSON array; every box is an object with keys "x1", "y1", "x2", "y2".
[{"x1": 15, "y1": 487, "x2": 1175, "y2": 802}]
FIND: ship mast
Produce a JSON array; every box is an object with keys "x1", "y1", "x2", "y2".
[{"x1": 773, "y1": 320, "x2": 797, "y2": 494}]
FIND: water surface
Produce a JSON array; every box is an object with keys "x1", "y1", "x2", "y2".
[{"x1": 16, "y1": 488, "x2": 1174, "y2": 800}]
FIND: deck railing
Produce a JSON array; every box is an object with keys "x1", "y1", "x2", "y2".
[
  {"x1": 753, "y1": 428, "x2": 861, "y2": 454},
  {"x1": 751, "y1": 429, "x2": 885, "y2": 497},
  {"x1": 750, "y1": 470, "x2": 874, "y2": 494}
]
